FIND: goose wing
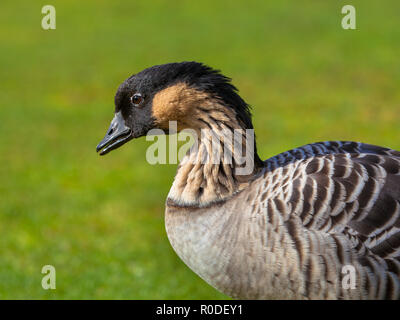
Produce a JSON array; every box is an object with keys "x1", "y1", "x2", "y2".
[{"x1": 265, "y1": 141, "x2": 400, "y2": 260}]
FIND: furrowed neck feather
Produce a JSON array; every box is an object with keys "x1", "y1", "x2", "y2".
[{"x1": 156, "y1": 84, "x2": 263, "y2": 207}]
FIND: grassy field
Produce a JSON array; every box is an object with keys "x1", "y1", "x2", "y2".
[{"x1": 0, "y1": 0, "x2": 399, "y2": 299}]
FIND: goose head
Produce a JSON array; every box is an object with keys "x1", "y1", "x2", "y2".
[{"x1": 96, "y1": 61, "x2": 255, "y2": 156}]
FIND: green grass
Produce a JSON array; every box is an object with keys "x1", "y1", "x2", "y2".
[{"x1": 0, "y1": 0, "x2": 399, "y2": 299}]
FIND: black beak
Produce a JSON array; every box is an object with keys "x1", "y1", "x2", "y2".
[{"x1": 96, "y1": 112, "x2": 133, "y2": 156}]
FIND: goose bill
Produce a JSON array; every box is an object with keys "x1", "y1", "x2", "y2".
[{"x1": 96, "y1": 112, "x2": 133, "y2": 155}]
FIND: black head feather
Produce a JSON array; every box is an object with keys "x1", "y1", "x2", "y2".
[{"x1": 116, "y1": 61, "x2": 254, "y2": 129}]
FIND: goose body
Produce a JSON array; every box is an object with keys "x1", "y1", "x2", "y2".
[
  {"x1": 166, "y1": 141, "x2": 400, "y2": 299},
  {"x1": 96, "y1": 62, "x2": 400, "y2": 299}
]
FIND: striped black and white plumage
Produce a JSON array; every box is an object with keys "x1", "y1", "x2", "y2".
[
  {"x1": 97, "y1": 62, "x2": 400, "y2": 299},
  {"x1": 260, "y1": 141, "x2": 400, "y2": 298}
]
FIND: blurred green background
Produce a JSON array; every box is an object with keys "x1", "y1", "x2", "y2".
[{"x1": 0, "y1": 0, "x2": 399, "y2": 299}]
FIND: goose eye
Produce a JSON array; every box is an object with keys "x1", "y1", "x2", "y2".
[{"x1": 131, "y1": 93, "x2": 144, "y2": 106}]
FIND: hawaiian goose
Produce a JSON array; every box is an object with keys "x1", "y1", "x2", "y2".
[{"x1": 96, "y1": 62, "x2": 400, "y2": 299}]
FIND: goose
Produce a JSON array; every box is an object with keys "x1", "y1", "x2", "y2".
[{"x1": 96, "y1": 61, "x2": 400, "y2": 300}]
